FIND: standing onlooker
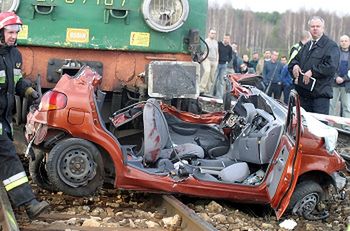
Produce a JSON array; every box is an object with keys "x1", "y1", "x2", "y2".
[
  {"x1": 256, "y1": 50, "x2": 271, "y2": 75},
  {"x1": 199, "y1": 29, "x2": 218, "y2": 94},
  {"x1": 288, "y1": 30, "x2": 311, "y2": 63},
  {"x1": 242, "y1": 54, "x2": 253, "y2": 68},
  {"x1": 284, "y1": 31, "x2": 310, "y2": 104},
  {"x1": 330, "y1": 35, "x2": 350, "y2": 130},
  {"x1": 227, "y1": 42, "x2": 241, "y2": 73},
  {"x1": 289, "y1": 16, "x2": 340, "y2": 115},
  {"x1": 280, "y1": 56, "x2": 293, "y2": 104},
  {"x1": 212, "y1": 34, "x2": 232, "y2": 98},
  {"x1": 263, "y1": 51, "x2": 283, "y2": 99},
  {"x1": 239, "y1": 63, "x2": 248, "y2": 74},
  {"x1": 249, "y1": 52, "x2": 259, "y2": 72},
  {"x1": 239, "y1": 63, "x2": 255, "y2": 74},
  {"x1": 226, "y1": 43, "x2": 236, "y2": 74}
]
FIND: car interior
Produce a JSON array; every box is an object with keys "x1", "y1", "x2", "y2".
[{"x1": 107, "y1": 94, "x2": 285, "y2": 186}]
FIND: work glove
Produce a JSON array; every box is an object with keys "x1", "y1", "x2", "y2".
[
  {"x1": 31, "y1": 90, "x2": 39, "y2": 99},
  {"x1": 31, "y1": 90, "x2": 41, "y2": 104},
  {"x1": 25, "y1": 87, "x2": 41, "y2": 105}
]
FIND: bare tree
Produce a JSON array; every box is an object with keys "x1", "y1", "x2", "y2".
[{"x1": 207, "y1": 5, "x2": 350, "y2": 56}]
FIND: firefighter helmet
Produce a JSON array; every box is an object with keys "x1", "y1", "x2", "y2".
[{"x1": 0, "y1": 12, "x2": 22, "y2": 30}]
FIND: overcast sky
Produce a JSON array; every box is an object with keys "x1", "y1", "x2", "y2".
[{"x1": 208, "y1": 0, "x2": 349, "y2": 16}]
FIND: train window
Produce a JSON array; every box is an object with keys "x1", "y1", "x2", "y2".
[
  {"x1": 0, "y1": 0, "x2": 20, "y2": 12},
  {"x1": 142, "y1": 0, "x2": 189, "y2": 33}
]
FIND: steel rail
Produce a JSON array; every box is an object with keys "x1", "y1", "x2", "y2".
[
  {"x1": 17, "y1": 194, "x2": 217, "y2": 231},
  {"x1": 160, "y1": 195, "x2": 217, "y2": 231}
]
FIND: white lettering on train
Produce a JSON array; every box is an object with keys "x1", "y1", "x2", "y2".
[{"x1": 63, "y1": 0, "x2": 114, "y2": 5}]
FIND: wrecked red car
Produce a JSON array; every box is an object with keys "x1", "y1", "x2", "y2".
[{"x1": 25, "y1": 66, "x2": 347, "y2": 220}]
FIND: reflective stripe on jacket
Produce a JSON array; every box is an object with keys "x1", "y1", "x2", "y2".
[{"x1": 2, "y1": 171, "x2": 29, "y2": 191}]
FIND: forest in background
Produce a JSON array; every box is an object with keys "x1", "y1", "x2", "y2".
[{"x1": 207, "y1": 3, "x2": 350, "y2": 57}]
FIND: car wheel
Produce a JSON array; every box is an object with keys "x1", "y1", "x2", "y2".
[
  {"x1": 46, "y1": 138, "x2": 105, "y2": 196},
  {"x1": 287, "y1": 180, "x2": 324, "y2": 217},
  {"x1": 29, "y1": 149, "x2": 57, "y2": 192}
]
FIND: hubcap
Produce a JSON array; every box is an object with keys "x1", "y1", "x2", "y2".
[
  {"x1": 57, "y1": 148, "x2": 96, "y2": 188},
  {"x1": 293, "y1": 192, "x2": 319, "y2": 216}
]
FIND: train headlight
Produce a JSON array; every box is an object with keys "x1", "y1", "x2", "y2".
[
  {"x1": 0, "y1": 0, "x2": 20, "y2": 12},
  {"x1": 142, "y1": 0, "x2": 189, "y2": 33}
]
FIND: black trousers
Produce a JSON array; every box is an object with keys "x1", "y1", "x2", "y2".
[
  {"x1": 283, "y1": 84, "x2": 294, "y2": 104},
  {"x1": 300, "y1": 97, "x2": 330, "y2": 115},
  {"x1": 267, "y1": 83, "x2": 282, "y2": 100},
  {"x1": 0, "y1": 135, "x2": 35, "y2": 207}
]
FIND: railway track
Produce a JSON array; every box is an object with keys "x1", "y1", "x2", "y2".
[{"x1": 2, "y1": 188, "x2": 217, "y2": 231}]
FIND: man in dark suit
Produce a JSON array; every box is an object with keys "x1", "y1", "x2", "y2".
[{"x1": 288, "y1": 16, "x2": 340, "y2": 114}]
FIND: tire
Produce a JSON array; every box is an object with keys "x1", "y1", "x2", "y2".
[
  {"x1": 287, "y1": 180, "x2": 324, "y2": 216},
  {"x1": 46, "y1": 138, "x2": 105, "y2": 196},
  {"x1": 29, "y1": 149, "x2": 57, "y2": 192}
]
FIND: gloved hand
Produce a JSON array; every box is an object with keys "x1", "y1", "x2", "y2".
[
  {"x1": 31, "y1": 90, "x2": 41, "y2": 104},
  {"x1": 25, "y1": 87, "x2": 41, "y2": 104},
  {"x1": 31, "y1": 90, "x2": 39, "y2": 99}
]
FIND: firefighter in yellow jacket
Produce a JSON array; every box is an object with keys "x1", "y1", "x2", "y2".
[{"x1": 0, "y1": 12, "x2": 49, "y2": 219}]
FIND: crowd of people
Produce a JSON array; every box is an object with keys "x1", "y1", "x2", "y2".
[{"x1": 200, "y1": 16, "x2": 350, "y2": 130}]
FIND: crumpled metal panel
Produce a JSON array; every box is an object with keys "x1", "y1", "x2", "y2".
[{"x1": 147, "y1": 61, "x2": 200, "y2": 99}]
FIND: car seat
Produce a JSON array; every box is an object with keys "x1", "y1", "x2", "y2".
[{"x1": 143, "y1": 98, "x2": 204, "y2": 165}]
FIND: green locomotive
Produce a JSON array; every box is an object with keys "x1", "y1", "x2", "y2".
[{"x1": 3, "y1": 0, "x2": 208, "y2": 117}]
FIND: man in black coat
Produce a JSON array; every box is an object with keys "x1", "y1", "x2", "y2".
[
  {"x1": 0, "y1": 12, "x2": 49, "y2": 219},
  {"x1": 288, "y1": 16, "x2": 340, "y2": 114}
]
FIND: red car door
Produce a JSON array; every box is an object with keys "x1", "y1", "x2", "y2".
[{"x1": 265, "y1": 90, "x2": 302, "y2": 219}]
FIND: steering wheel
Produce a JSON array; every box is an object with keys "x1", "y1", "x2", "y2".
[
  {"x1": 240, "y1": 122, "x2": 252, "y2": 137},
  {"x1": 219, "y1": 111, "x2": 237, "y2": 129}
]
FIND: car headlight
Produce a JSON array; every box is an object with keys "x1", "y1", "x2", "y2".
[
  {"x1": 331, "y1": 172, "x2": 347, "y2": 191},
  {"x1": 324, "y1": 129, "x2": 338, "y2": 154},
  {"x1": 0, "y1": 0, "x2": 20, "y2": 12},
  {"x1": 142, "y1": 0, "x2": 189, "y2": 33},
  {"x1": 300, "y1": 108, "x2": 338, "y2": 154}
]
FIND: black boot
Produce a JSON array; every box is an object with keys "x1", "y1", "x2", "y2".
[{"x1": 25, "y1": 199, "x2": 49, "y2": 219}]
